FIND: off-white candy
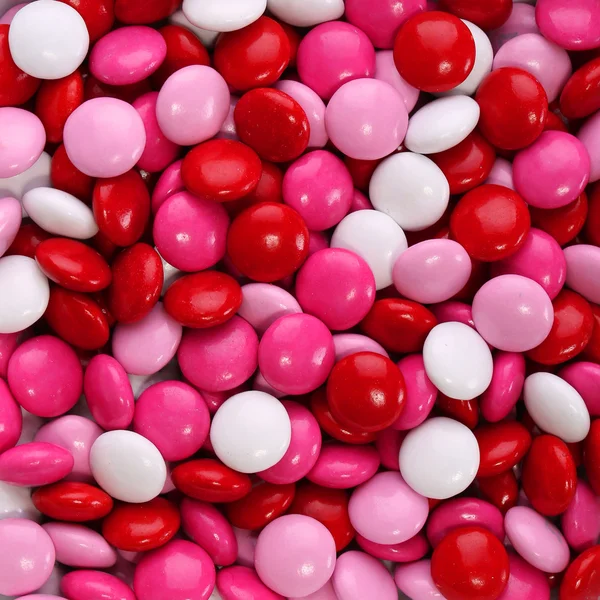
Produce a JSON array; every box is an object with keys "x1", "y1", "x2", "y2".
[
  {"x1": 331, "y1": 210, "x2": 407, "y2": 290},
  {"x1": 423, "y1": 322, "x2": 493, "y2": 400},
  {"x1": 370, "y1": 153, "x2": 450, "y2": 232},
  {"x1": 405, "y1": 95, "x2": 480, "y2": 154},
  {"x1": 267, "y1": 0, "x2": 344, "y2": 27},
  {"x1": 8, "y1": 0, "x2": 89, "y2": 79},
  {"x1": 0, "y1": 481, "x2": 41, "y2": 522},
  {"x1": 0, "y1": 152, "x2": 51, "y2": 217},
  {"x1": 210, "y1": 390, "x2": 292, "y2": 473},
  {"x1": 524, "y1": 372, "x2": 591, "y2": 443},
  {"x1": 0, "y1": 256, "x2": 49, "y2": 334},
  {"x1": 90, "y1": 431, "x2": 167, "y2": 503},
  {"x1": 182, "y1": 0, "x2": 266, "y2": 32},
  {"x1": 400, "y1": 417, "x2": 480, "y2": 500},
  {"x1": 169, "y1": 9, "x2": 219, "y2": 47},
  {"x1": 23, "y1": 187, "x2": 98, "y2": 240}
]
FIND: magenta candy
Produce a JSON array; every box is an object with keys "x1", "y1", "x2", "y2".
[
  {"x1": 0, "y1": 441, "x2": 73, "y2": 486},
  {"x1": 153, "y1": 191, "x2": 229, "y2": 272},
  {"x1": 43, "y1": 522, "x2": 117, "y2": 568},
  {"x1": 61, "y1": 570, "x2": 136, "y2": 600},
  {"x1": 181, "y1": 497, "x2": 238, "y2": 567},
  {"x1": 199, "y1": 386, "x2": 246, "y2": 415},
  {"x1": 350, "y1": 189, "x2": 373, "y2": 212},
  {"x1": 577, "y1": 109, "x2": 600, "y2": 182},
  {"x1": 178, "y1": 315, "x2": 258, "y2": 392},
  {"x1": 34, "y1": 415, "x2": 103, "y2": 482},
  {"x1": 8, "y1": 335, "x2": 83, "y2": 418},
  {"x1": 307, "y1": 444, "x2": 380, "y2": 489},
  {"x1": 375, "y1": 427, "x2": 403, "y2": 470},
  {"x1": 217, "y1": 566, "x2": 284, "y2": 600},
  {"x1": 561, "y1": 480, "x2": 600, "y2": 552},
  {"x1": 431, "y1": 300, "x2": 477, "y2": 330},
  {"x1": 486, "y1": 157, "x2": 514, "y2": 189},
  {"x1": 282, "y1": 150, "x2": 353, "y2": 231},
  {"x1": 0, "y1": 3, "x2": 26, "y2": 24},
  {"x1": 308, "y1": 230, "x2": 330, "y2": 256},
  {"x1": 297, "y1": 21, "x2": 375, "y2": 100},
  {"x1": 0, "y1": 378, "x2": 21, "y2": 453},
  {"x1": 356, "y1": 532, "x2": 429, "y2": 563},
  {"x1": 480, "y1": 352, "x2": 526, "y2": 422},
  {"x1": 513, "y1": 131, "x2": 591, "y2": 209},
  {"x1": 296, "y1": 248, "x2": 375, "y2": 331},
  {"x1": 564, "y1": 244, "x2": 600, "y2": 304},
  {"x1": 333, "y1": 333, "x2": 388, "y2": 361},
  {"x1": 498, "y1": 553, "x2": 550, "y2": 600},
  {"x1": 535, "y1": 0, "x2": 600, "y2": 50},
  {"x1": 151, "y1": 159, "x2": 185, "y2": 214},
  {"x1": 83, "y1": 355, "x2": 135, "y2": 431},
  {"x1": 289, "y1": 582, "x2": 338, "y2": 600},
  {"x1": 0, "y1": 108, "x2": 45, "y2": 178},
  {"x1": 394, "y1": 559, "x2": 442, "y2": 600},
  {"x1": 0, "y1": 331, "x2": 20, "y2": 378},
  {"x1": 233, "y1": 527, "x2": 258, "y2": 568},
  {"x1": 133, "y1": 380, "x2": 210, "y2": 461},
  {"x1": 374, "y1": 50, "x2": 419, "y2": 112},
  {"x1": 559, "y1": 361, "x2": 600, "y2": 417},
  {"x1": 0, "y1": 519, "x2": 55, "y2": 597},
  {"x1": 332, "y1": 551, "x2": 397, "y2": 600},
  {"x1": 133, "y1": 92, "x2": 180, "y2": 173},
  {"x1": 133, "y1": 539, "x2": 216, "y2": 600}
]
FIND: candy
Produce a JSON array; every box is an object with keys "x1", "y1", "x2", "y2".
[
  {"x1": 559, "y1": 545, "x2": 600, "y2": 600},
  {"x1": 535, "y1": 0, "x2": 600, "y2": 50},
  {"x1": 0, "y1": 442, "x2": 74, "y2": 486},
  {"x1": 0, "y1": 378, "x2": 21, "y2": 453},
  {"x1": 373, "y1": 50, "x2": 419, "y2": 112},
  {"x1": 394, "y1": 559, "x2": 441, "y2": 600},
  {"x1": 266, "y1": 0, "x2": 344, "y2": 28},
  {"x1": 480, "y1": 352, "x2": 525, "y2": 422},
  {"x1": 475, "y1": 421, "x2": 532, "y2": 477},
  {"x1": 60, "y1": 570, "x2": 136, "y2": 600},
  {"x1": 307, "y1": 444, "x2": 380, "y2": 489},
  {"x1": 0, "y1": 108, "x2": 45, "y2": 179},
  {"x1": 32, "y1": 482, "x2": 113, "y2": 522},
  {"x1": 332, "y1": 551, "x2": 397, "y2": 600},
  {"x1": 217, "y1": 566, "x2": 283, "y2": 600},
  {"x1": 182, "y1": 0, "x2": 266, "y2": 33}
]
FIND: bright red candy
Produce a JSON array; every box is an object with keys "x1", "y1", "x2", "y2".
[
  {"x1": 234, "y1": 88, "x2": 310, "y2": 163},
  {"x1": 530, "y1": 192, "x2": 588, "y2": 247},
  {"x1": 114, "y1": 0, "x2": 178, "y2": 23},
  {"x1": 214, "y1": 16, "x2": 290, "y2": 92},
  {"x1": 32, "y1": 482, "x2": 113, "y2": 522},
  {"x1": 438, "y1": 0, "x2": 511, "y2": 30},
  {"x1": 326, "y1": 352, "x2": 406, "y2": 433},
  {"x1": 227, "y1": 202, "x2": 310, "y2": 283},
  {"x1": 152, "y1": 24, "x2": 211, "y2": 88},
  {"x1": 102, "y1": 498, "x2": 180, "y2": 552},
  {"x1": 431, "y1": 526, "x2": 510, "y2": 600},
  {"x1": 450, "y1": 184, "x2": 531, "y2": 262},
  {"x1": 44, "y1": 287, "x2": 110, "y2": 350},
  {"x1": 0, "y1": 25, "x2": 39, "y2": 107},
  {"x1": 476, "y1": 68, "x2": 548, "y2": 150},
  {"x1": 527, "y1": 289, "x2": 594, "y2": 365},
  {"x1": 437, "y1": 395, "x2": 479, "y2": 430},
  {"x1": 225, "y1": 161, "x2": 284, "y2": 217},
  {"x1": 6, "y1": 223, "x2": 51, "y2": 258},
  {"x1": 359, "y1": 298, "x2": 437, "y2": 354},
  {"x1": 182, "y1": 140, "x2": 262, "y2": 202},
  {"x1": 393, "y1": 11, "x2": 475, "y2": 93},
  {"x1": 171, "y1": 459, "x2": 252, "y2": 503},
  {"x1": 225, "y1": 481, "x2": 295, "y2": 530},
  {"x1": 474, "y1": 422, "x2": 532, "y2": 478},
  {"x1": 57, "y1": 0, "x2": 114, "y2": 41},
  {"x1": 476, "y1": 470, "x2": 519, "y2": 514},
  {"x1": 288, "y1": 482, "x2": 355, "y2": 552},
  {"x1": 51, "y1": 144, "x2": 95, "y2": 203},
  {"x1": 560, "y1": 57, "x2": 600, "y2": 120},
  {"x1": 107, "y1": 243, "x2": 163, "y2": 324},
  {"x1": 522, "y1": 434, "x2": 577, "y2": 516},
  {"x1": 559, "y1": 545, "x2": 600, "y2": 600},
  {"x1": 583, "y1": 420, "x2": 600, "y2": 496},
  {"x1": 163, "y1": 271, "x2": 242, "y2": 328},
  {"x1": 35, "y1": 238, "x2": 111, "y2": 292},
  {"x1": 93, "y1": 170, "x2": 151, "y2": 247},
  {"x1": 430, "y1": 131, "x2": 496, "y2": 195}
]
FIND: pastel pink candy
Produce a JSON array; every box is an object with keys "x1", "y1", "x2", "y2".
[
  {"x1": 488, "y1": 3, "x2": 539, "y2": 52},
  {"x1": 332, "y1": 551, "x2": 397, "y2": 600},
  {"x1": 375, "y1": 427, "x2": 403, "y2": 470},
  {"x1": 578, "y1": 110, "x2": 600, "y2": 182},
  {"x1": 232, "y1": 527, "x2": 258, "y2": 568},
  {"x1": 0, "y1": 442, "x2": 74, "y2": 486},
  {"x1": 60, "y1": 570, "x2": 136, "y2": 600},
  {"x1": 356, "y1": 532, "x2": 428, "y2": 563},
  {"x1": 216, "y1": 566, "x2": 284, "y2": 600},
  {"x1": 0, "y1": 196, "x2": 21, "y2": 257},
  {"x1": 480, "y1": 352, "x2": 526, "y2": 422},
  {"x1": 333, "y1": 333, "x2": 388, "y2": 361},
  {"x1": 0, "y1": 108, "x2": 45, "y2": 178},
  {"x1": 561, "y1": 480, "x2": 600, "y2": 552},
  {"x1": 564, "y1": 244, "x2": 600, "y2": 304},
  {"x1": 181, "y1": 498, "x2": 238, "y2": 567},
  {"x1": 374, "y1": 50, "x2": 419, "y2": 112},
  {"x1": 307, "y1": 444, "x2": 380, "y2": 489},
  {"x1": 289, "y1": 581, "x2": 338, "y2": 600},
  {"x1": 0, "y1": 3, "x2": 27, "y2": 24},
  {"x1": 0, "y1": 377, "x2": 22, "y2": 453},
  {"x1": 486, "y1": 157, "x2": 514, "y2": 189},
  {"x1": 498, "y1": 553, "x2": 550, "y2": 600},
  {"x1": 394, "y1": 559, "x2": 442, "y2": 600},
  {"x1": 559, "y1": 361, "x2": 600, "y2": 417},
  {"x1": 151, "y1": 159, "x2": 184, "y2": 214}
]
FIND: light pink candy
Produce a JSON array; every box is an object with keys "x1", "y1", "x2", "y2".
[
  {"x1": 559, "y1": 361, "x2": 600, "y2": 417},
  {"x1": 374, "y1": 50, "x2": 419, "y2": 112},
  {"x1": 394, "y1": 559, "x2": 442, "y2": 600},
  {"x1": 564, "y1": 244, "x2": 600, "y2": 304},
  {"x1": 498, "y1": 553, "x2": 550, "y2": 600},
  {"x1": 0, "y1": 442, "x2": 73, "y2": 486},
  {"x1": 561, "y1": 480, "x2": 600, "y2": 552},
  {"x1": 333, "y1": 333, "x2": 388, "y2": 361},
  {"x1": 233, "y1": 527, "x2": 258, "y2": 568},
  {"x1": 289, "y1": 581, "x2": 338, "y2": 600},
  {"x1": 151, "y1": 159, "x2": 184, "y2": 214},
  {"x1": 486, "y1": 157, "x2": 514, "y2": 189},
  {"x1": 488, "y1": 3, "x2": 539, "y2": 53},
  {"x1": 333, "y1": 551, "x2": 397, "y2": 600},
  {"x1": 60, "y1": 570, "x2": 136, "y2": 600},
  {"x1": 0, "y1": 3, "x2": 26, "y2": 24},
  {"x1": 0, "y1": 377, "x2": 21, "y2": 453},
  {"x1": 481, "y1": 352, "x2": 526, "y2": 422},
  {"x1": 216, "y1": 566, "x2": 284, "y2": 600},
  {"x1": 0, "y1": 108, "x2": 45, "y2": 178},
  {"x1": 0, "y1": 196, "x2": 22, "y2": 257},
  {"x1": 307, "y1": 444, "x2": 380, "y2": 489},
  {"x1": 577, "y1": 109, "x2": 600, "y2": 182}
]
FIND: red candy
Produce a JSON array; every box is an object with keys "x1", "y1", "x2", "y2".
[
  {"x1": 477, "y1": 470, "x2": 519, "y2": 514},
  {"x1": 181, "y1": 140, "x2": 262, "y2": 202},
  {"x1": 225, "y1": 161, "x2": 284, "y2": 216},
  {"x1": 51, "y1": 144, "x2": 95, "y2": 203},
  {"x1": 32, "y1": 481, "x2": 113, "y2": 522},
  {"x1": 57, "y1": 0, "x2": 114, "y2": 42},
  {"x1": 560, "y1": 57, "x2": 600, "y2": 120},
  {"x1": 437, "y1": 395, "x2": 479, "y2": 430},
  {"x1": 438, "y1": 0, "x2": 511, "y2": 31},
  {"x1": 114, "y1": 0, "x2": 178, "y2": 24},
  {"x1": 583, "y1": 420, "x2": 600, "y2": 497},
  {"x1": 530, "y1": 192, "x2": 588, "y2": 247},
  {"x1": 163, "y1": 271, "x2": 242, "y2": 328},
  {"x1": 585, "y1": 184, "x2": 600, "y2": 247},
  {"x1": 560, "y1": 545, "x2": 600, "y2": 600},
  {"x1": 475, "y1": 422, "x2": 532, "y2": 478},
  {"x1": 6, "y1": 223, "x2": 51, "y2": 259},
  {"x1": 0, "y1": 25, "x2": 39, "y2": 107},
  {"x1": 583, "y1": 303, "x2": 600, "y2": 363}
]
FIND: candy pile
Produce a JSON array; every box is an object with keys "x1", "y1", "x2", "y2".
[{"x1": 1, "y1": 0, "x2": 600, "y2": 598}]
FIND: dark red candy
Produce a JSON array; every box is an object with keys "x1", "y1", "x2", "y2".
[
  {"x1": 114, "y1": 0, "x2": 179, "y2": 23},
  {"x1": 6, "y1": 223, "x2": 51, "y2": 258},
  {"x1": 344, "y1": 157, "x2": 381, "y2": 192},
  {"x1": 181, "y1": 139, "x2": 262, "y2": 202},
  {"x1": 35, "y1": 238, "x2": 111, "y2": 292},
  {"x1": 0, "y1": 25, "x2": 40, "y2": 107},
  {"x1": 57, "y1": 0, "x2": 114, "y2": 41},
  {"x1": 583, "y1": 303, "x2": 600, "y2": 363},
  {"x1": 93, "y1": 170, "x2": 151, "y2": 247},
  {"x1": 583, "y1": 420, "x2": 600, "y2": 496},
  {"x1": 32, "y1": 482, "x2": 113, "y2": 522},
  {"x1": 171, "y1": 459, "x2": 252, "y2": 503},
  {"x1": 560, "y1": 57, "x2": 600, "y2": 120},
  {"x1": 476, "y1": 470, "x2": 519, "y2": 514},
  {"x1": 102, "y1": 498, "x2": 180, "y2": 552},
  {"x1": 225, "y1": 481, "x2": 296, "y2": 530},
  {"x1": 522, "y1": 434, "x2": 577, "y2": 516},
  {"x1": 164, "y1": 271, "x2": 242, "y2": 329},
  {"x1": 288, "y1": 482, "x2": 355, "y2": 551},
  {"x1": 559, "y1": 545, "x2": 600, "y2": 600},
  {"x1": 234, "y1": 88, "x2": 310, "y2": 163},
  {"x1": 44, "y1": 287, "x2": 110, "y2": 350},
  {"x1": 225, "y1": 161, "x2": 284, "y2": 217},
  {"x1": 530, "y1": 192, "x2": 588, "y2": 247},
  {"x1": 437, "y1": 395, "x2": 479, "y2": 430},
  {"x1": 585, "y1": 183, "x2": 600, "y2": 246},
  {"x1": 475, "y1": 422, "x2": 532, "y2": 478},
  {"x1": 51, "y1": 144, "x2": 95, "y2": 203},
  {"x1": 84, "y1": 75, "x2": 153, "y2": 103},
  {"x1": 107, "y1": 243, "x2": 163, "y2": 323},
  {"x1": 438, "y1": 0, "x2": 511, "y2": 30}
]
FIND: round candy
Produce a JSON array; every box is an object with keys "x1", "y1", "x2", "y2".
[
  {"x1": 373, "y1": 50, "x2": 419, "y2": 112},
  {"x1": 182, "y1": 0, "x2": 266, "y2": 32},
  {"x1": 0, "y1": 108, "x2": 45, "y2": 179},
  {"x1": 440, "y1": 0, "x2": 511, "y2": 30},
  {"x1": 61, "y1": 570, "x2": 136, "y2": 600},
  {"x1": 475, "y1": 421, "x2": 532, "y2": 478},
  {"x1": 325, "y1": 78, "x2": 408, "y2": 160},
  {"x1": 210, "y1": 390, "x2": 291, "y2": 474},
  {"x1": 89, "y1": 430, "x2": 167, "y2": 503},
  {"x1": 394, "y1": 559, "x2": 442, "y2": 600},
  {"x1": 480, "y1": 352, "x2": 525, "y2": 423},
  {"x1": 266, "y1": 0, "x2": 344, "y2": 27},
  {"x1": 536, "y1": 0, "x2": 600, "y2": 50},
  {"x1": 400, "y1": 417, "x2": 480, "y2": 499},
  {"x1": 64, "y1": 98, "x2": 146, "y2": 178},
  {"x1": 8, "y1": 0, "x2": 89, "y2": 79},
  {"x1": 32, "y1": 482, "x2": 113, "y2": 522},
  {"x1": 559, "y1": 362, "x2": 600, "y2": 417},
  {"x1": 561, "y1": 57, "x2": 600, "y2": 120},
  {"x1": 564, "y1": 244, "x2": 600, "y2": 305},
  {"x1": 560, "y1": 545, "x2": 600, "y2": 600},
  {"x1": 217, "y1": 566, "x2": 283, "y2": 599},
  {"x1": 255, "y1": 515, "x2": 336, "y2": 598},
  {"x1": 0, "y1": 442, "x2": 74, "y2": 486},
  {"x1": 332, "y1": 551, "x2": 397, "y2": 600}
]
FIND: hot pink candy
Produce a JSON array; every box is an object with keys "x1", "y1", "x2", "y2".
[
  {"x1": 307, "y1": 444, "x2": 380, "y2": 489},
  {"x1": 356, "y1": 532, "x2": 429, "y2": 563},
  {"x1": 216, "y1": 566, "x2": 284, "y2": 600},
  {"x1": 0, "y1": 442, "x2": 73, "y2": 486},
  {"x1": 561, "y1": 480, "x2": 600, "y2": 552},
  {"x1": 61, "y1": 570, "x2": 136, "y2": 600},
  {"x1": 498, "y1": 553, "x2": 551, "y2": 600},
  {"x1": 535, "y1": 0, "x2": 600, "y2": 50},
  {"x1": 151, "y1": 159, "x2": 185, "y2": 214},
  {"x1": 0, "y1": 377, "x2": 21, "y2": 453},
  {"x1": 480, "y1": 352, "x2": 526, "y2": 422},
  {"x1": 559, "y1": 361, "x2": 600, "y2": 417}
]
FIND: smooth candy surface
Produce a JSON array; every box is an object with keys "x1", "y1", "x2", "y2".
[
  {"x1": 332, "y1": 551, "x2": 397, "y2": 600},
  {"x1": 60, "y1": 570, "x2": 136, "y2": 600},
  {"x1": 0, "y1": 108, "x2": 45, "y2": 179},
  {"x1": 266, "y1": 0, "x2": 344, "y2": 27},
  {"x1": 182, "y1": 0, "x2": 266, "y2": 32},
  {"x1": 564, "y1": 244, "x2": 600, "y2": 304},
  {"x1": 0, "y1": 442, "x2": 74, "y2": 486}
]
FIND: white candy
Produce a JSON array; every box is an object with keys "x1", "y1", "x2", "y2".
[
  {"x1": 8, "y1": 0, "x2": 89, "y2": 80},
  {"x1": 0, "y1": 256, "x2": 49, "y2": 334},
  {"x1": 524, "y1": 373, "x2": 591, "y2": 443},
  {"x1": 90, "y1": 431, "x2": 167, "y2": 503},
  {"x1": 22, "y1": 187, "x2": 98, "y2": 240},
  {"x1": 182, "y1": 0, "x2": 266, "y2": 32},
  {"x1": 331, "y1": 210, "x2": 407, "y2": 290},
  {"x1": 423, "y1": 322, "x2": 493, "y2": 400},
  {"x1": 370, "y1": 152, "x2": 450, "y2": 232},
  {"x1": 399, "y1": 417, "x2": 480, "y2": 500},
  {"x1": 169, "y1": 9, "x2": 220, "y2": 47},
  {"x1": 0, "y1": 152, "x2": 51, "y2": 216},
  {"x1": 0, "y1": 481, "x2": 41, "y2": 522},
  {"x1": 404, "y1": 95, "x2": 480, "y2": 154},
  {"x1": 210, "y1": 390, "x2": 292, "y2": 473},
  {"x1": 267, "y1": 0, "x2": 345, "y2": 27}
]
